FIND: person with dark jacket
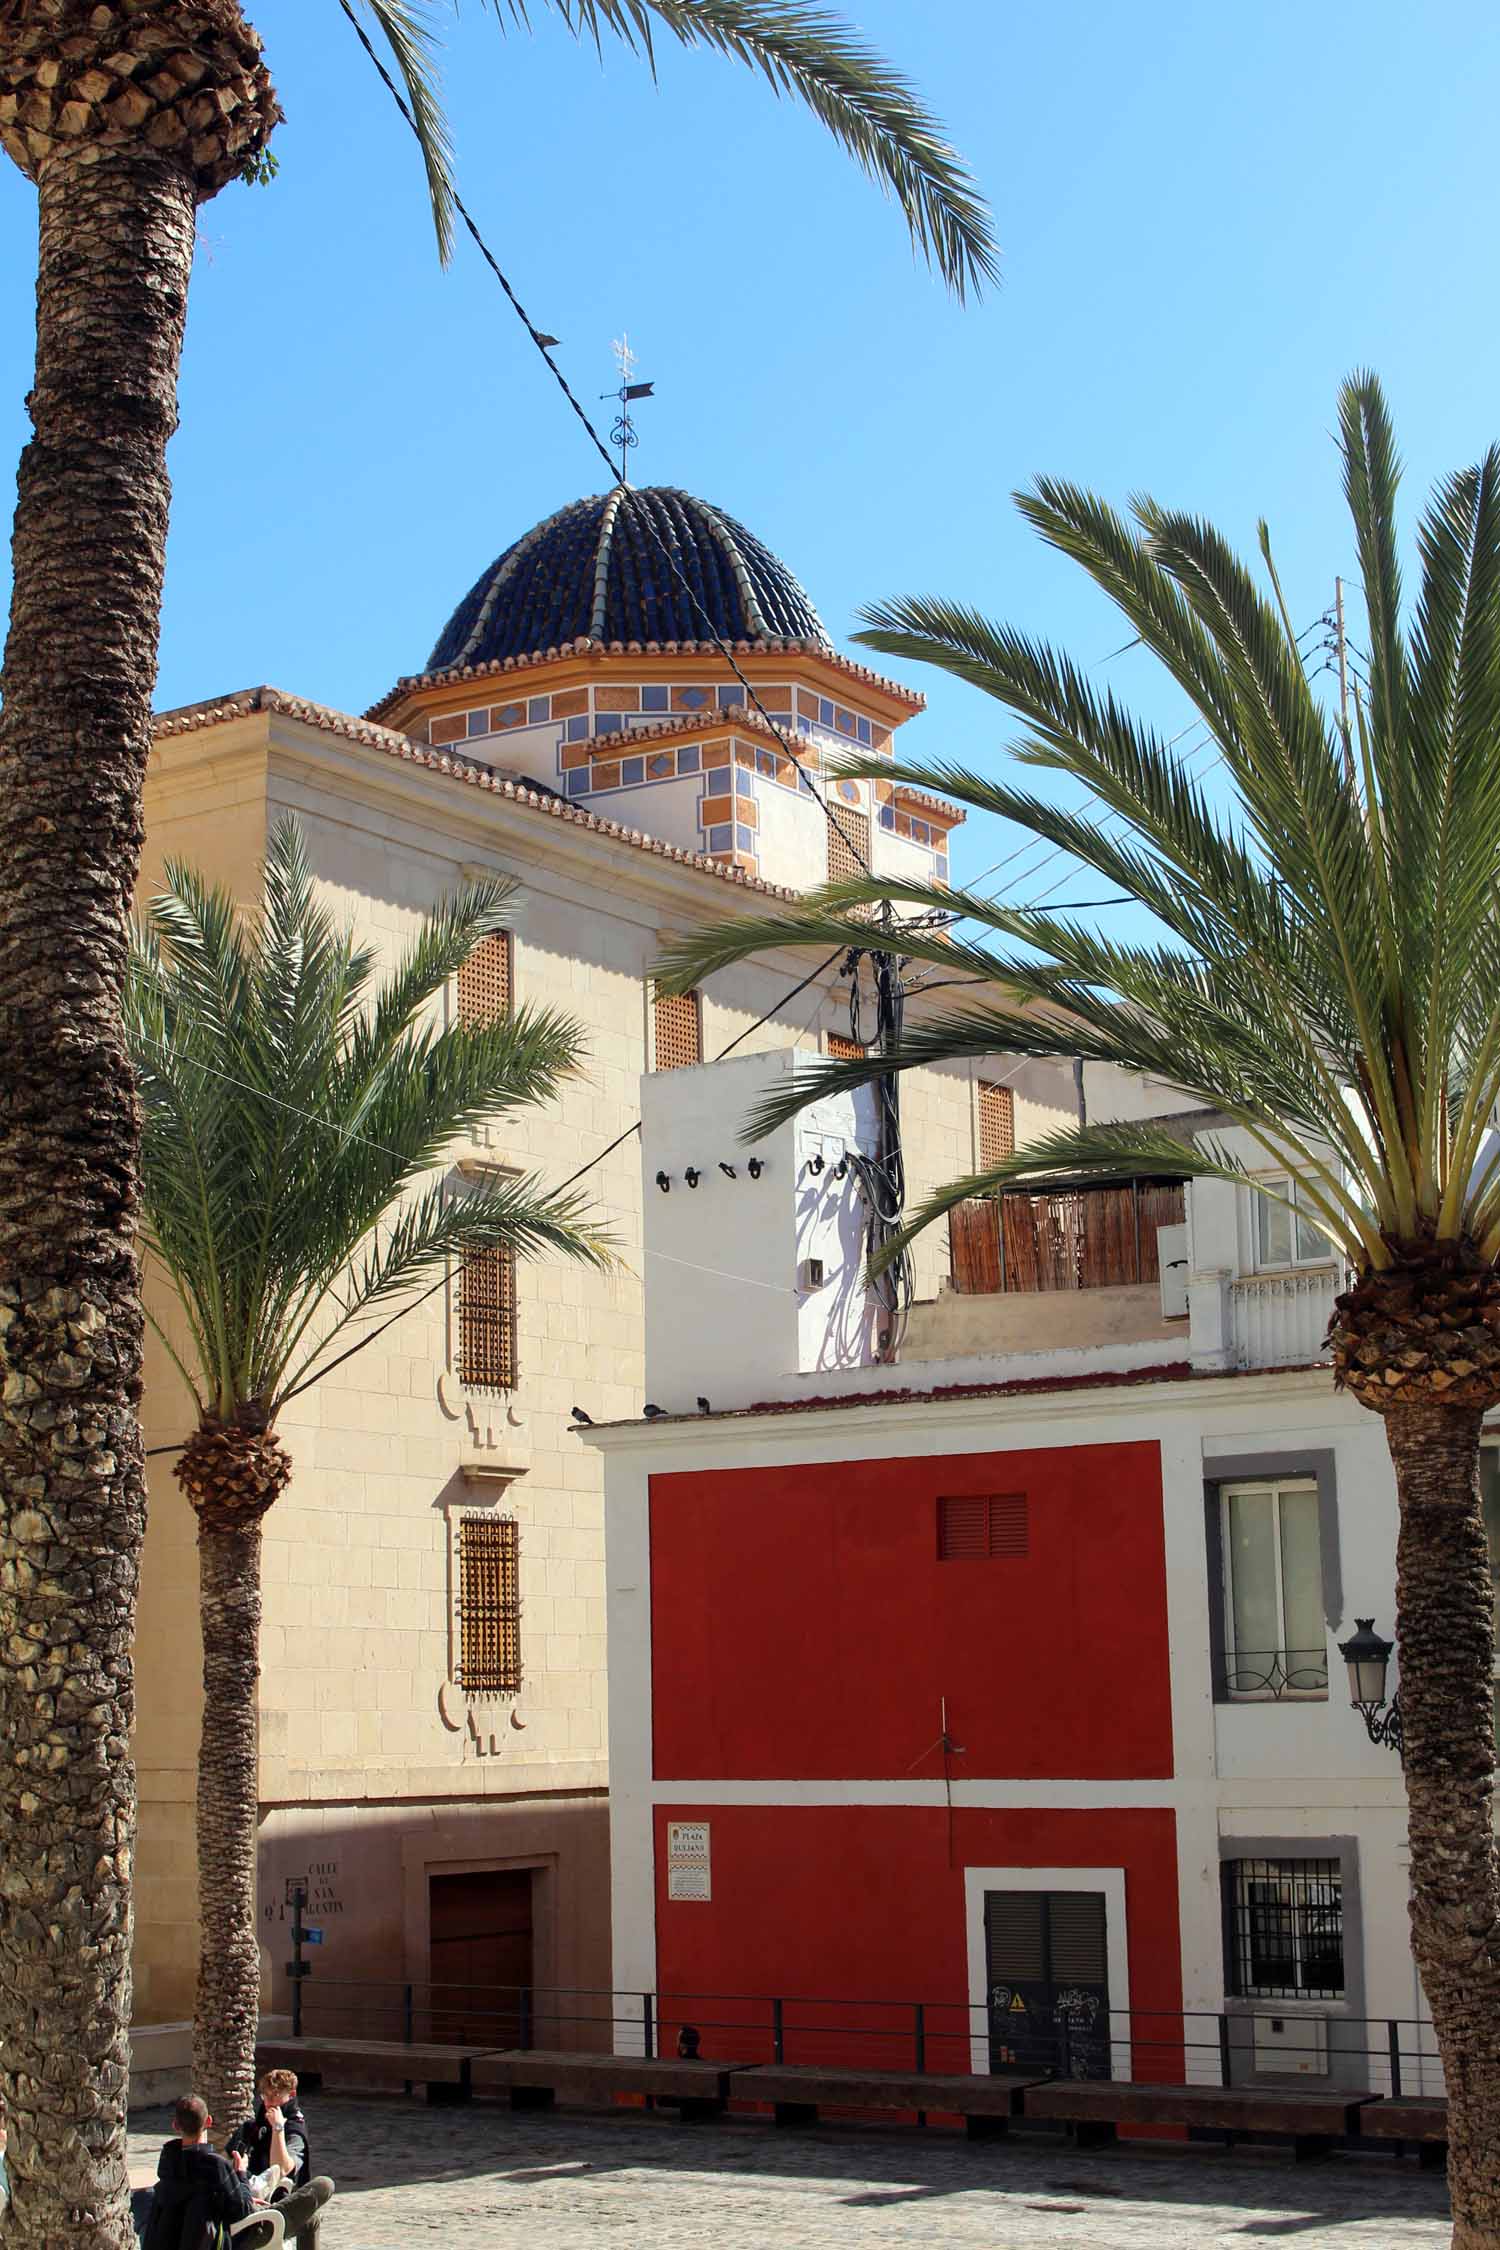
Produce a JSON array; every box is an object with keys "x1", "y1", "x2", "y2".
[
  {"x1": 226, "y1": 2070, "x2": 334, "y2": 2246},
  {"x1": 225, "y1": 2070, "x2": 310, "y2": 2195},
  {"x1": 142, "y1": 2096, "x2": 254, "y2": 2250}
]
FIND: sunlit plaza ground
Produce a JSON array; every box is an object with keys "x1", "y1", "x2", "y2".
[{"x1": 128, "y1": 2094, "x2": 1452, "y2": 2246}]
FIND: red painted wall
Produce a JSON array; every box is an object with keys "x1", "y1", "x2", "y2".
[
  {"x1": 653, "y1": 1802, "x2": 1183, "y2": 2082},
  {"x1": 650, "y1": 1441, "x2": 1172, "y2": 1780}
]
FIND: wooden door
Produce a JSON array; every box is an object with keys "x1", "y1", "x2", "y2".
[{"x1": 429, "y1": 1868, "x2": 534, "y2": 2046}]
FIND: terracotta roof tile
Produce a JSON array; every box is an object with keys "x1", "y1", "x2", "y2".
[
  {"x1": 150, "y1": 686, "x2": 800, "y2": 900},
  {"x1": 363, "y1": 634, "x2": 925, "y2": 724},
  {"x1": 588, "y1": 1358, "x2": 1330, "y2": 1430}
]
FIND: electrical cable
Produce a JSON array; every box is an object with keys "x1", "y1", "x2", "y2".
[
  {"x1": 332, "y1": 0, "x2": 937, "y2": 1381},
  {"x1": 268, "y1": 945, "x2": 850, "y2": 1411},
  {"x1": 337, "y1": 0, "x2": 876, "y2": 888}
]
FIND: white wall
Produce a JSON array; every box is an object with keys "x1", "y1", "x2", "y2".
[{"x1": 639, "y1": 1048, "x2": 879, "y2": 1411}]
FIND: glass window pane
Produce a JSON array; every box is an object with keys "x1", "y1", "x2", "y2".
[
  {"x1": 1293, "y1": 1196, "x2": 1325, "y2": 1262},
  {"x1": 1228, "y1": 1487, "x2": 1279, "y2": 1683},
  {"x1": 1278, "y1": 1487, "x2": 1326, "y2": 1689},
  {"x1": 1481, "y1": 1452, "x2": 1500, "y2": 1640},
  {"x1": 1257, "y1": 1189, "x2": 1292, "y2": 1266}
]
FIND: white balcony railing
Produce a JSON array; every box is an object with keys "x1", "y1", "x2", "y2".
[{"x1": 1229, "y1": 1266, "x2": 1343, "y2": 1369}]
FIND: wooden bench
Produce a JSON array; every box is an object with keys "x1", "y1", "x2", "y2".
[
  {"x1": 1362, "y1": 2096, "x2": 1448, "y2": 2165},
  {"x1": 470, "y1": 2049, "x2": 747, "y2": 2120},
  {"x1": 1021, "y1": 2078, "x2": 1378, "y2": 2159},
  {"x1": 727, "y1": 2064, "x2": 1048, "y2": 2137},
  {"x1": 255, "y1": 2036, "x2": 483, "y2": 2104}
]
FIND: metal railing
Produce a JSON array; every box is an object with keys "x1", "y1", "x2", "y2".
[
  {"x1": 288, "y1": 1979, "x2": 1447, "y2": 2101},
  {"x1": 1230, "y1": 1265, "x2": 1344, "y2": 1368}
]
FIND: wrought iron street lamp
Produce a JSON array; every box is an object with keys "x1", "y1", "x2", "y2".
[{"x1": 1337, "y1": 1617, "x2": 1404, "y2": 1756}]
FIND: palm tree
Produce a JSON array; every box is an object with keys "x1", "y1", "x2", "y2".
[
  {"x1": 0, "y1": 9, "x2": 991, "y2": 2241},
  {"x1": 123, "y1": 816, "x2": 609, "y2": 2133},
  {"x1": 658, "y1": 375, "x2": 1500, "y2": 2249}
]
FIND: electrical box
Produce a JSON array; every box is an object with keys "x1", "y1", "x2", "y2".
[
  {"x1": 1157, "y1": 1222, "x2": 1190, "y2": 1320},
  {"x1": 1252, "y1": 2012, "x2": 1329, "y2": 2075}
]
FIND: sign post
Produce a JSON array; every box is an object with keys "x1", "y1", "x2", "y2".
[{"x1": 287, "y1": 1885, "x2": 310, "y2": 2036}]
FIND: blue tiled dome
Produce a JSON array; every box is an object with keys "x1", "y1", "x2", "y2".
[{"x1": 427, "y1": 485, "x2": 830, "y2": 669}]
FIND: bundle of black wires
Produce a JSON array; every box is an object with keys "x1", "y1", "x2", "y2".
[{"x1": 843, "y1": 945, "x2": 914, "y2": 1360}]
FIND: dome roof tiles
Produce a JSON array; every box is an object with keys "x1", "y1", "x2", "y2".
[{"x1": 427, "y1": 485, "x2": 831, "y2": 671}]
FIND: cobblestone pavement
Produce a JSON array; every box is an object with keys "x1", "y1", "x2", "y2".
[{"x1": 129, "y1": 2095, "x2": 1452, "y2": 2247}]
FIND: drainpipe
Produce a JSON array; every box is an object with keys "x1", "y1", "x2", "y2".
[{"x1": 1073, "y1": 1056, "x2": 1087, "y2": 1126}]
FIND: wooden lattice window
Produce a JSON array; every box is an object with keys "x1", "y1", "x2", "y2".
[
  {"x1": 458, "y1": 1245, "x2": 517, "y2": 1390},
  {"x1": 458, "y1": 933, "x2": 513, "y2": 1025},
  {"x1": 938, "y1": 1493, "x2": 1028, "y2": 1560},
  {"x1": 827, "y1": 1033, "x2": 864, "y2": 1060},
  {"x1": 977, "y1": 1080, "x2": 1016, "y2": 1169},
  {"x1": 827, "y1": 807, "x2": 871, "y2": 885},
  {"x1": 457, "y1": 1514, "x2": 521, "y2": 1695},
  {"x1": 654, "y1": 989, "x2": 702, "y2": 1071}
]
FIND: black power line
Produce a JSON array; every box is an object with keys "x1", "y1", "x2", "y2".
[{"x1": 336, "y1": 0, "x2": 876, "y2": 885}]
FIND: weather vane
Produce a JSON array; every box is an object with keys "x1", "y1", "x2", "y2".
[{"x1": 602, "y1": 332, "x2": 655, "y2": 483}]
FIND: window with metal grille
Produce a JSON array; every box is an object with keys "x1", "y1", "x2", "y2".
[
  {"x1": 977, "y1": 1080, "x2": 1016, "y2": 1169},
  {"x1": 827, "y1": 1033, "x2": 864, "y2": 1061},
  {"x1": 938, "y1": 1493, "x2": 1028, "y2": 1560},
  {"x1": 827, "y1": 807, "x2": 871, "y2": 885},
  {"x1": 654, "y1": 989, "x2": 702, "y2": 1071},
  {"x1": 458, "y1": 932, "x2": 513, "y2": 1025},
  {"x1": 458, "y1": 1245, "x2": 517, "y2": 1390},
  {"x1": 457, "y1": 1513, "x2": 521, "y2": 1695},
  {"x1": 1226, "y1": 1857, "x2": 1344, "y2": 1998}
]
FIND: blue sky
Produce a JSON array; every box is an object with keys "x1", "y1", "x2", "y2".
[{"x1": 3, "y1": 1, "x2": 1499, "y2": 907}]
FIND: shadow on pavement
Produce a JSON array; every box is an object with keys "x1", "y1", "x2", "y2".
[{"x1": 130, "y1": 2093, "x2": 1451, "y2": 2237}]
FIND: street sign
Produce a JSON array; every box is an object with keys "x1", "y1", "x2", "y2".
[
  {"x1": 666, "y1": 1820, "x2": 711, "y2": 1902},
  {"x1": 303, "y1": 1928, "x2": 324, "y2": 1945}
]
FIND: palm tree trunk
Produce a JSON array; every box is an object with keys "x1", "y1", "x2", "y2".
[
  {"x1": 178, "y1": 1415, "x2": 292, "y2": 2130},
  {"x1": 194, "y1": 1510, "x2": 267, "y2": 2132},
  {"x1": 1385, "y1": 1401, "x2": 1500, "y2": 2250},
  {"x1": 0, "y1": 139, "x2": 198, "y2": 2249}
]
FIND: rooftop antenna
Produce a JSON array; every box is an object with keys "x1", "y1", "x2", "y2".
[{"x1": 602, "y1": 332, "x2": 655, "y2": 484}]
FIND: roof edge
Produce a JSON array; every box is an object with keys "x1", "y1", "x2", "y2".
[
  {"x1": 364, "y1": 636, "x2": 926, "y2": 725},
  {"x1": 150, "y1": 686, "x2": 803, "y2": 901}
]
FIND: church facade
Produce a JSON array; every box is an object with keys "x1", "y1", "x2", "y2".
[{"x1": 131, "y1": 484, "x2": 1078, "y2": 2052}]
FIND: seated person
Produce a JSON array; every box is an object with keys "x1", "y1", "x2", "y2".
[
  {"x1": 142, "y1": 2095, "x2": 254, "y2": 2250},
  {"x1": 227, "y1": 2071, "x2": 334, "y2": 2245}
]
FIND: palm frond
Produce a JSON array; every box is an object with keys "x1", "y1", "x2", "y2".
[
  {"x1": 128, "y1": 819, "x2": 606, "y2": 1425},
  {"x1": 663, "y1": 375, "x2": 1500, "y2": 1277},
  {"x1": 867, "y1": 1123, "x2": 1326, "y2": 1280},
  {"x1": 350, "y1": 0, "x2": 459, "y2": 262},
  {"x1": 450, "y1": 0, "x2": 996, "y2": 296}
]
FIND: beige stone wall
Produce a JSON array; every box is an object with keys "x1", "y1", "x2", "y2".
[
  {"x1": 129, "y1": 707, "x2": 998, "y2": 2021},
  {"x1": 257, "y1": 1794, "x2": 610, "y2": 2044}
]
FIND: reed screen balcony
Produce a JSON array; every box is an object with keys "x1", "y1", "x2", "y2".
[{"x1": 947, "y1": 1181, "x2": 1187, "y2": 1297}]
